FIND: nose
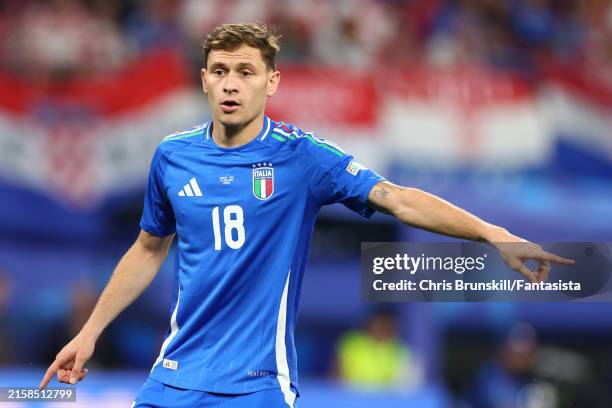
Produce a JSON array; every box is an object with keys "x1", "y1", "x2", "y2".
[{"x1": 222, "y1": 72, "x2": 239, "y2": 94}]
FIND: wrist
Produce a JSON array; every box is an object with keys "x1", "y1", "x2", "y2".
[
  {"x1": 478, "y1": 224, "x2": 512, "y2": 245},
  {"x1": 79, "y1": 324, "x2": 102, "y2": 342}
]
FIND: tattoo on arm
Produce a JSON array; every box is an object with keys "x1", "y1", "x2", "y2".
[
  {"x1": 368, "y1": 185, "x2": 394, "y2": 214},
  {"x1": 368, "y1": 182, "x2": 407, "y2": 214}
]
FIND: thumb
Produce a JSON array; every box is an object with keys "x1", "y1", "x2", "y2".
[{"x1": 70, "y1": 354, "x2": 86, "y2": 384}]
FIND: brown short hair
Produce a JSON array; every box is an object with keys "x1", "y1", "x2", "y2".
[{"x1": 202, "y1": 23, "x2": 281, "y2": 71}]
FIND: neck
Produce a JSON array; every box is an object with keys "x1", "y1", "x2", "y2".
[{"x1": 211, "y1": 114, "x2": 264, "y2": 148}]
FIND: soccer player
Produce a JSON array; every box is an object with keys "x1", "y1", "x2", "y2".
[{"x1": 39, "y1": 23, "x2": 574, "y2": 407}]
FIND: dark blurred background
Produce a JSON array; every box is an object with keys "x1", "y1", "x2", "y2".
[{"x1": 0, "y1": 0, "x2": 611, "y2": 407}]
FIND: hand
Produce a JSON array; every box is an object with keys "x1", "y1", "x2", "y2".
[
  {"x1": 488, "y1": 231, "x2": 575, "y2": 283},
  {"x1": 39, "y1": 332, "x2": 96, "y2": 389}
]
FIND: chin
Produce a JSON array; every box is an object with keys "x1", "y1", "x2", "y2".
[
  {"x1": 217, "y1": 111, "x2": 259, "y2": 129},
  {"x1": 217, "y1": 113, "x2": 243, "y2": 127}
]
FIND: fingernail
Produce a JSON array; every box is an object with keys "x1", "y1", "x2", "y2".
[{"x1": 69, "y1": 377, "x2": 76, "y2": 384}]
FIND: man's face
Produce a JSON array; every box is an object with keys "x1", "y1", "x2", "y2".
[{"x1": 201, "y1": 45, "x2": 280, "y2": 127}]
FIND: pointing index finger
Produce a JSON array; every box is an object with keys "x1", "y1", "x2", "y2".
[
  {"x1": 39, "y1": 360, "x2": 61, "y2": 390},
  {"x1": 540, "y1": 251, "x2": 575, "y2": 265}
]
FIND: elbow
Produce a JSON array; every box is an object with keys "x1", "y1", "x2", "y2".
[
  {"x1": 136, "y1": 231, "x2": 174, "y2": 259},
  {"x1": 391, "y1": 188, "x2": 424, "y2": 225}
]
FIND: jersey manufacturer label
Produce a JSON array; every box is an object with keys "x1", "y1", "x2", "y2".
[
  {"x1": 178, "y1": 177, "x2": 203, "y2": 197},
  {"x1": 252, "y1": 163, "x2": 274, "y2": 200}
]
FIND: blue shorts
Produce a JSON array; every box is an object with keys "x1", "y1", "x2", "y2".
[{"x1": 132, "y1": 377, "x2": 299, "y2": 408}]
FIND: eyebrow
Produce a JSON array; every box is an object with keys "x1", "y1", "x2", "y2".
[
  {"x1": 236, "y1": 62, "x2": 257, "y2": 71},
  {"x1": 209, "y1": 62, "x2": 258, "y2": 71}
]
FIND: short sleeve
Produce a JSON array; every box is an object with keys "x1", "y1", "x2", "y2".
[
  {"x1": 298, "y1": 134, "x2": 385, "y2": 218},
  {"x1": 140, "y1": 146, "x2": 176, "y2": 236}
]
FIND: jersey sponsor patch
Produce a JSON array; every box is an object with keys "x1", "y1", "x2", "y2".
[
  {"x1": 162, "y1": 358, "x2": 179, "y2": 370},
  {"x1": 346, "y1": 161, "x2": 366, "y2": 176}
]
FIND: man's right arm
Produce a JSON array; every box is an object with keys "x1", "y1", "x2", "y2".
[{"x1": 39, "y1": 230, "x2": 174, "y2": 389}]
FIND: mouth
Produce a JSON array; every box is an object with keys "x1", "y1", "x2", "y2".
[{"x1": 220, "y1": 99, "x2": 241, "y2": 113}]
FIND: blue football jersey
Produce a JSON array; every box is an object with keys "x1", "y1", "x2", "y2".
[{"x1": 140, "y1": 115, "x2": 384, "y2": 402}]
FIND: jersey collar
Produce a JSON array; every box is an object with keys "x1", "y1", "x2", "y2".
[{"x1": 204, "y1": 115, "x2": 272, "y2": 148}]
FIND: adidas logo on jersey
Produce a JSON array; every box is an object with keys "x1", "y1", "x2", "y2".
[{"x1": 178, "y1": 177, "x2": 203, "y2": 197}]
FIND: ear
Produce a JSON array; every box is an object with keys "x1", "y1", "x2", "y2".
[
  {"x1": 266, "y1": 70, "x2": 280, "y2": 97},
  {"x1": 201, "y1": 68, "x2": 208, "y2": 94}
]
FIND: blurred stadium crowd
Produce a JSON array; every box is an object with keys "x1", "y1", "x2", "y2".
[
  {"x1": 1, "y1": 0, "x2": 612, "y2": 407},
  {"x1": 0, "y1": 0, "x2": 611, "y2": 79}
]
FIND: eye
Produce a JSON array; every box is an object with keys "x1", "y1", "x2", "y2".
[
  {"x1": 213, "y1": 69, "x2": 224, "y2": 76},
  {"x1": 241, "y1": 70, "x2": 253, "y2": 76}
]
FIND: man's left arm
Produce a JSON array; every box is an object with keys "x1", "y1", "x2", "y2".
[{"x1": 367, "y1": 180, "x2": 575, "y2": 283}]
